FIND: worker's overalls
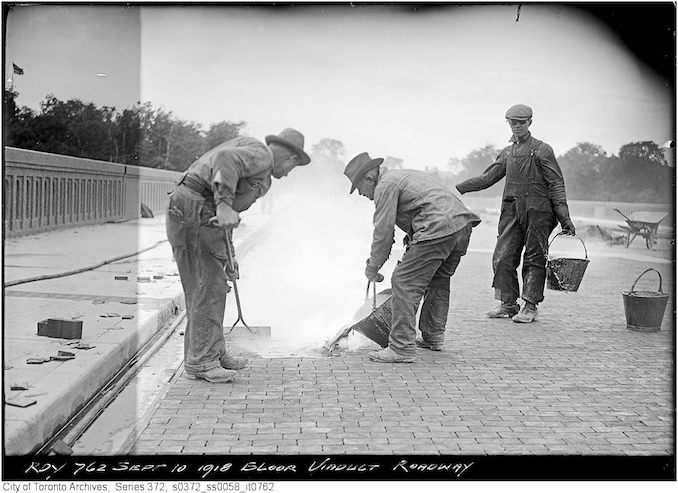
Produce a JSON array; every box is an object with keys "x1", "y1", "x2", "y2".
[
  {"x1": 493, "y1": 138, "x2": 557, "y2": 305},
  {"x1": 165, "y1": 177, "x2": 235, "y2": 374}
]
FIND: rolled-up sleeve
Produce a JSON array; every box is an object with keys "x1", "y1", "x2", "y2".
[
  {"x1": 369, "y1": 182, "x2": 399, "y2": 269},
  {"x1": 455, "y1": 152, "x2": 507, "y2": 194},
  {"x1": 537, "y1": 144, "x2": 567, "y2": 207}
]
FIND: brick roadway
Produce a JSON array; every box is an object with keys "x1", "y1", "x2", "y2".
[{"x1": 132, "y1": 250, "x2": 674, "y2": 455}]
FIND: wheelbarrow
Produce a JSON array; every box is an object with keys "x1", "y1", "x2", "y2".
[{"x1": 614, "y1": 209, "x2": 668, "y2": 250}]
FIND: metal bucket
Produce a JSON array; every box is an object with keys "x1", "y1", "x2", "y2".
[
  {"x1": 546, "y1": 233, "x2": 590, "y2": 292},
  {"x1": 349, "y1": 283, "x2": 391, "y2": 348},
  {"x1": 622, "y1": 268, "x2": 669, "y2": 332}
]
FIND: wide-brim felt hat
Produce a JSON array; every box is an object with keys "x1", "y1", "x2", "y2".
[
  {"x1": 344, "y1": 152, "x2": 384, "y2": 194},
  {"x1": 265, "y1": 128, "x2": 311, "y2": 165}
]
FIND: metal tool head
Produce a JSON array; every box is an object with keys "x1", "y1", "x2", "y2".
[
  {"x1": 224, "y1": 325, "x2": 272, "y2": 340},
  {"x1": 222, "y1": 239, "x2": 271, "y2": 341}
]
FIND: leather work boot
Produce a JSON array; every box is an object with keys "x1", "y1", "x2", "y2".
[
  {"x1": 415, "y1": 337, "x2": 443, "y2": 351},
  {"x1": 368, "y1": 347, "x2": 415, "y2": 363},
  {"x1": 220, "y1": 354, "x2": 249, "y2": 370},
  {"x1": 486, "y1": 302, "x2": 520, "y2": 318},
  {"x1": 512, "y1": 305, "x2": 538, "y2": 323},
  {"x1": 185, "y1": 367, "x2": 237, "y2": 383}
]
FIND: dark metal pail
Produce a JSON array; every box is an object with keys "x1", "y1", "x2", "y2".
[
  {"x1": 349, "y1": 283, "x2": 391, "y2": 348},
  {"x1": 622, "y1": 268, "x2": 670, "y2": 332},
  {"x1": 546, "y1": 232, "x2": 590, "y2": 292}
]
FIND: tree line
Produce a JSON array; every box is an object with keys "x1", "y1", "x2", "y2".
[
  {"x1": 3, "y1": 89, "x2": 246, "y2": 171},
  {"x1": 3, "y1": 90, "x2": 673, "y2": 203}
]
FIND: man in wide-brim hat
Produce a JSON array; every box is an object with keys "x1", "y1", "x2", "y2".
[
  {"x1": 344, "y1": 152, "x2": 481, "y2": 363},
  {"x1": 167, "y1": 128, "x2": 311, "y2": 383}
]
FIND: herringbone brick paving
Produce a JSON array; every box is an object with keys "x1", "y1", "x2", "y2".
[{"x1": 132, "y1": 249, "x2": 674, "y2": 455}]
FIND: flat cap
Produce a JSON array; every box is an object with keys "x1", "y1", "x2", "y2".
[{"x1": 505, "y1": 104, "x2": 533, "y2": 120}]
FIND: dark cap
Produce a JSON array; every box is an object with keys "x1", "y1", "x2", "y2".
[{"x1": 505, "y1": 104, "x2": 533, "y2": 120}]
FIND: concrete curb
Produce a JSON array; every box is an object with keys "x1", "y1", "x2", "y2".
[{"x1": 4, "y1": 292, "x2": 185, "y2": 455}]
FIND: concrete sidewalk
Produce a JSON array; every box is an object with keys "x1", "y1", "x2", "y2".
[{"x1": 2, "y1": 210, "x2": 274, "y2": 455}]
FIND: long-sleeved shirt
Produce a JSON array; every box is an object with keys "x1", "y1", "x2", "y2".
[
  {"x1": 369, "y1": 169, "x2": 481, "y2": 270},
  {"x1": 456, "y1": 133, "x2": 568, "y2": 209},
  {"x1": 184, "y1": 136, "x2": 273, "y2": 211}
]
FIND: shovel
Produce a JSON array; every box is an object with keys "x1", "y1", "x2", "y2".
[{"x1": 223, "y1": 231, "x2": 271, "y2": 340}]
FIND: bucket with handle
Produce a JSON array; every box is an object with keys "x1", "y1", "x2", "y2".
[
  {"x1": 350, "y1": 281, "x2": 391, "y2": 348},
  {"x1": 546, "y1": 232, "x2": 590, "y2": 292},
  {"x1": 622, "y1": 268, "x2": 669, "y2": 332}
]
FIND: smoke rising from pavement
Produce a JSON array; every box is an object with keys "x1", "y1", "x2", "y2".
[{"x1": 229, "y1": 172, "x2": 405, "y2": 357}]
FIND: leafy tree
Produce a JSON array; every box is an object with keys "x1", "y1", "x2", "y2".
[
  {"x1": 114, "y1": 106, "x2": 142, "y2": 166},
  {"x1": 138, "y1": 103, "x2": 175, "y2": 168},
  {"x1": 311, "y1": 138, "x2": 344, "y2": 158},
  {"x1": 3, "y1": 92, "x2": 255, "y2": 171},
  {"x1": 164, "y1": 120, "x2": 204, "y2": 171},
  {"x1": 619, "y1": 140, "x2": 668, "y2": 166},
  {"x1": 559, "y1": 142, "x2": 608, "y2": 200},
  {"x1": 284, "y1": 137, "x2": 347, "y2": 193},
  {"x1": 204, "y1": 121, "x2": 246, "y2": 150},
  {"x1": 610, "y1": 141, "x2": 673, "y2": 202},
  {"x1": 137, "y1": 103, "x2": 208, "y2": 171},
  {"x1": 3, "y1": 89, "x2": 18, "y2": 145},
  {"x1": 450, "y1": 144, "x2": 502, "y2": 197},
  {"x1": 3, "y1": 89, "x2": 37, "y2": 148},
  {"x1": 27, "y1": 96, "x2": 115, "y2": 160}
]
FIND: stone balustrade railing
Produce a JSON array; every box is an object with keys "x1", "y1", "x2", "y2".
[{"x1": 3, "y1": 146, "x2": 181, "y2": 237}]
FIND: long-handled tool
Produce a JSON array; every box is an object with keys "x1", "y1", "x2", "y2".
[{"x1": 223, "y1": 232, "x2": 271, "y2": 340}]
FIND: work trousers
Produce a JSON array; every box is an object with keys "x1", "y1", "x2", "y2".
[
  {"x1": 389, "y1": 224, "x2": 473, "y2": 356},
  {"x1": 492, "y1": 199, "x2": 556, "y2": 305},
  {"x1": 166, "y1": 185, "x2": 232, "y2": 373}
]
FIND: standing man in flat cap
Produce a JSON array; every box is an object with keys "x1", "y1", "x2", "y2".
[
  {"x1": 167, "y1": 128, "x2": 311, "y2": 382},
  {"x1": 344, "y1": 153, "x2": 481, "y2": 363},
  {"x1": 456, "y1": 104, "x2": 575, "y2": 323}
]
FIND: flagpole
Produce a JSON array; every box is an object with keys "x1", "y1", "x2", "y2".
[{"x1": 10, "y1": 60, "x2": 14, "y2": 90}]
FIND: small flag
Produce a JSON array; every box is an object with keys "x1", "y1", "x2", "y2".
[{"x1": 13, "y1": 63, "x2": 24, "y2": 75}]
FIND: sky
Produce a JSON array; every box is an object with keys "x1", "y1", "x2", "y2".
[{"x1": 4, "y1": 3, "x2": 675, "y2": 170}]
